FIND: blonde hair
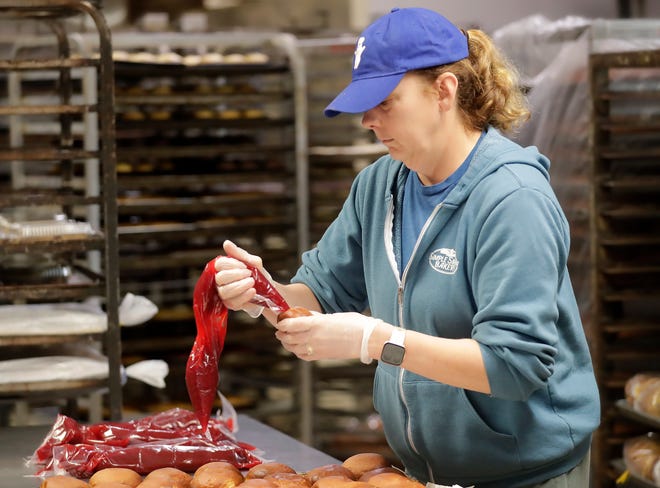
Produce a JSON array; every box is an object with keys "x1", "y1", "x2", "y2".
[{"x1": 415, "y1": 29, "x2": 530, "y2": 134}]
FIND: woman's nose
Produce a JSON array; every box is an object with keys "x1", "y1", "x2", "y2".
[{"x1": 361, "y1": 108, "x2": 378, "y2": 129}]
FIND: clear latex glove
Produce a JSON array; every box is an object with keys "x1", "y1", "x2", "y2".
[
  {"x1": 214, "y1": 240, "x2": 271, "y2": 317},
  {"x1": 274, "y1": 311, "x2": 382, "y2": 362},
  {"x1": 242, "y1": 302, "x2": 265, "y2": 318}
]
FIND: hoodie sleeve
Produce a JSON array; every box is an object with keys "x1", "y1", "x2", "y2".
[
  {"x1": 291, "y1": 169, "x2": 371, "y2": 314},
  {"x1": 471, "y1": 182, "x2": 571, "y2": 401}
]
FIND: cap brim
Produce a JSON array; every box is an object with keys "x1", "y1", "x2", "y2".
[{"x1": 324, "y1": 73, "x2": 405, "y2": 118}]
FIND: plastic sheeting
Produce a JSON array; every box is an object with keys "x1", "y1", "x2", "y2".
[
  {"x1": 0, "y1": 302, "x2": 107, "y2": 336},
  {"x1": 0, "y1": 356, "x2": 169, "y2": 390},
  {"x1": 502, "y1": 16, "x2": 594, "y2": 331},
  {"x1": 0, "y1": 294, "x2": 158, "y2": 337},
  {"x1": 494, "y1": 16, "x2": 660, "y2": 341}
]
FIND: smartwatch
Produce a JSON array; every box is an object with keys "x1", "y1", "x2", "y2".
[{"x1": 380, "y1": 327, "x2": 406, "y2": 366}]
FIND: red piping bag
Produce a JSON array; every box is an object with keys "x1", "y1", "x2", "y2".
[
  {"x1": 246, "y1": 265, "x2": 289, "y2": 313},
  {"x1": 186, "y1": 258, "x2": 290, "y2": 432}
]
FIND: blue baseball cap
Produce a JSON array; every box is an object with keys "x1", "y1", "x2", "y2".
[{"x1": 324, "y1": 7, "x2": 469, "y2": 117}]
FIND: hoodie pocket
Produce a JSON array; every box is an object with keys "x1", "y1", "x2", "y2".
[{"x1": 403, "y1": 380, "x2": 523, "y2": 479}]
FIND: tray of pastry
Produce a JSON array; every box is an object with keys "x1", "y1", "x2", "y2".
[
  {"x1": 616, "y1": 399, "x2": 660, "y2": 429},
  {"x1": 0, "y1": 378, "x2": 106, "y2": 397},
  {"x1": 118, "y1": 192, "x2": 291, "y2": 212},
  {"x1": 118, "y1": 222, "x2": 196, "y2": 235},
  {"x1": 113, "y1": 53, "x2": 287, "y2": 75},
  {"x1": 0, "y1": 333, "x2": 103, "y2": 347}
]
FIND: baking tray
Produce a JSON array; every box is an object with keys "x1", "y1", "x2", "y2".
[
  {"x1": 0, "y1": 333, "x2": 103, "y2": 347},
  {"x1": 0, "y1": 378, "x2": 105, "y2": 397},
  {"x1": 611, "y1": 458, "x2": 658, "y2": 488},
  {"x1": 616, "y1": 399, "x2": 660, "y2": 429},
  {"x1": 114, "y1": 60, "x2": 288, "y2": 76}
]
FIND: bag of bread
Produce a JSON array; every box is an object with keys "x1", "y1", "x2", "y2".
[
  {"x1": 623, "y1": 433, "x2": 660, "y2": 486},
  {"x1": 625, "y1": 372, "x2": 660, "y2": 419},
  {"x1": 635, "y1": 378, "x2": 660, "y2": 418}
]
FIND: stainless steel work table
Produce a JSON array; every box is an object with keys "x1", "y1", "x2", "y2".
[{"x1": 0, "y1": 414, "x2": 338, "y2": 487}]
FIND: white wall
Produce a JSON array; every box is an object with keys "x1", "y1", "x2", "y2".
[{"x1": 368, "y1": 0, "x2": 646, "y2": 33}]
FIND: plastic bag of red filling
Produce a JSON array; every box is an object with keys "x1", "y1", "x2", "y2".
[
  {"x1": 31, "y1": 408, "x2": 238, "y2": 466},
  {"x1": 186, "y1": 258, "x2": 289, "y2": 432},
  {"x1": 29, "y1": 407, "x2": 261, "y2": 478},
  {"x1": 44, "y1": 436, "x2": 261, "y2": 478}
]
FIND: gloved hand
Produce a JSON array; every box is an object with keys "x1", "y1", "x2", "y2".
[
  {"x1": 274, "y1": 311, "x2": 382, "y2": 363},
  {"x1": 214, "y1": 240, "x2": 271, "y2": 317}
]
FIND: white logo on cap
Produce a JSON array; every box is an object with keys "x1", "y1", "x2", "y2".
[{"x1": 354, "y1": 37, "x2": 366, "y2": 69}]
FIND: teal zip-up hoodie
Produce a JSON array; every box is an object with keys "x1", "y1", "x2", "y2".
[{"x1": 292, "y1": 127, "x2": 600, "y2": 487}]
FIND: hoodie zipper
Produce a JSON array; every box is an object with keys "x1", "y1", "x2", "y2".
[{"x1": 387, "y1": 196, "x2": 444, "y2": 482}]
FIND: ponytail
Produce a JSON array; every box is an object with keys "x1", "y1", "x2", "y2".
[{"x1": 417, "y1": 29, "x2": 530, "y2": 134}]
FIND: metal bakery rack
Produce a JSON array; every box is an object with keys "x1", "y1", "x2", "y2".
[
  {"x1": 588, "y1": 19, "x2": 660, "y2": 488},
  {"x1": 67, "y1": 30, "x2": 312, "y2": 440},
  {"x1": 0, "y1": 0, "x2": 121, "y2": 422}
]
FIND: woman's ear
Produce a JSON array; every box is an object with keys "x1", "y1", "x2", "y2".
[{"x1": 434, "y1": 72, "x2": 459, "y2": 111}]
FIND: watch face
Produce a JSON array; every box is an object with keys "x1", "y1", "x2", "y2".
[{"x1": 381, "y1": 343, "x2": 405, "y2": 365}]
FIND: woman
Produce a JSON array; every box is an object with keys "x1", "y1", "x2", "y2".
[{"x1": 214, "y1": 7, "x2": 600, "y2": 488}]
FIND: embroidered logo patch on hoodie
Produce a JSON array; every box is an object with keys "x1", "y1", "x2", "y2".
[{"x1": 429, "y1": 248, "x2": 459, "y2": 275}]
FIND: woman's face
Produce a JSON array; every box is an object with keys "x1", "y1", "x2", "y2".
[{"x1": 361, "y1": 73, "x2": 444, "y2": 173}]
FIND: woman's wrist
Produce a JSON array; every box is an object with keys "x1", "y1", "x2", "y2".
[
  {"x1": 360, "y1": 320, "x2": 379, "y2": 364},
  {"x1": 367, "y1": 321, "x2": 394, "y2": 363}
]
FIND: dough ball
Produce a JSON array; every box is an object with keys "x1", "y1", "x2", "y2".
[
  {"x1": 40, "y1": 475, "x2": 90, "y2": 488},
  {"x1": 264, "y1": 472, "x2": 311, "y2": 487},
  {"x1": 183, "y1": 54, "x2": 203, "y2": 66},
  {"x1": 143, "y1": 467, "x2": 192, "y2": 488},
  {"x1": 128, "y1": 51, "x2": 156, "y2": 63},
  {"x1": 112, "y1": 50, "x2": 130, "y2": 62},
  {"x1": 89, "y1": 468, "x2": 142, "y2": 487},
  {"x1": 222, "y1": 53, "x2": 245, "y2": 64},
  {"x1": 277, "y1": 306, "x2": 313, "y2": 322},
  {"x1": 244, "y1": 52, "x2": 269, "y2": 64},
  {"x1": 245, "y1": 51, "x2": 269, "y2": 64},
  {"x1": 156, "y1": 52, "x2": 182, "y2": 64},
  {"x1": 194, "y1": 462, "x2": 241, "y2": 477},
  {"x1": 358, "y1": 467, "x2": 401, "y2": 482},
  {"x1": 309, "y1": 477, "x2": 353, "y2": 488},
  {"x1": 246, "y1": 462, "x2": 296, "y2": 479},
  {"x1": 365, "y1": 472, "x2": 424, "y2": 487},
  {"x1": 304, "y1": 464, "x2": 354, "y2": 484},
  {"x1": 342, "y1": 453, "x2": 389, "y2": 479},
  {"x1": 218, "y1": 109, "x2": 242, "y2": 120},
  {"x1": 92, "y1": 483, "x2": 134, "y2": 488},
  {"x1": 191, "y1": 466, "x2": 243, "y2": 488},
  {"x1": 239, "y1": 480, "x2": 277, "y2": 487},
  {"x1": 200, "y1": 52, "x2": 224, "y2": 64}
]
